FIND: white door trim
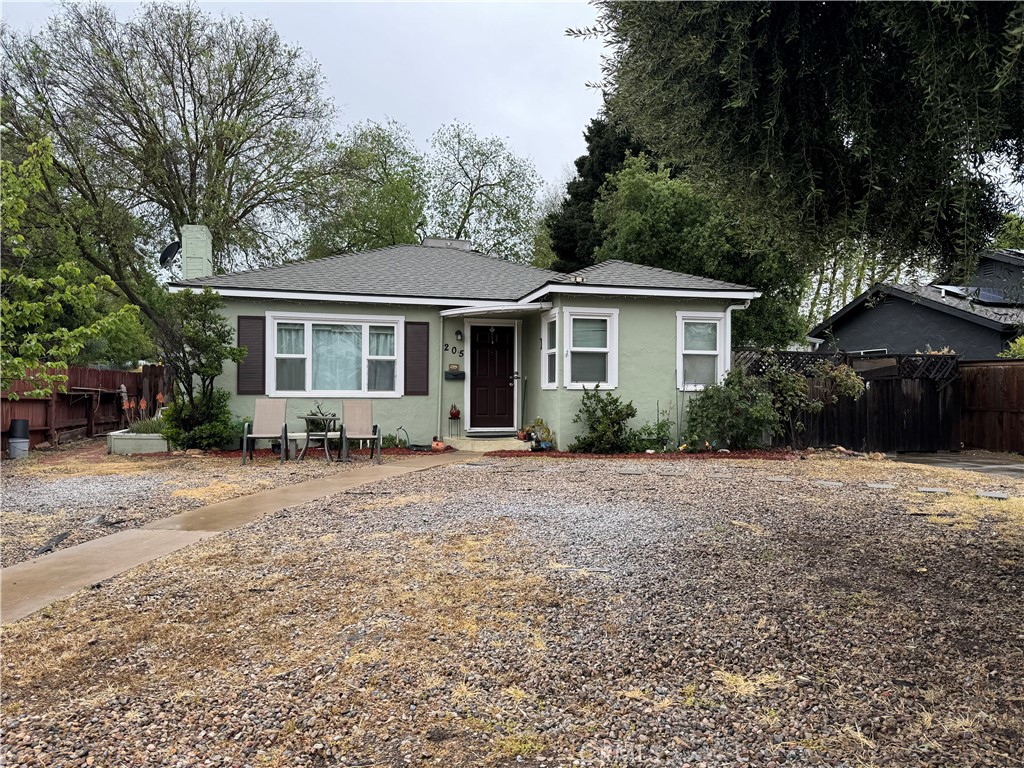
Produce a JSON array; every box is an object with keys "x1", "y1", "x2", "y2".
[{"x1": 463, "y1": 318, "x2": 520, "y2": 432}]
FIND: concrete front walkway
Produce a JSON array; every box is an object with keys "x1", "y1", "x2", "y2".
[
  {"x1": 1, "y1": 452, "x2": 473, "y2": 624},
  {"x1": 893, "y1": 451, "x2": 1024, "y2": 480}
]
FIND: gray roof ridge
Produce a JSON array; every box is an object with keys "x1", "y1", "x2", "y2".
[
  {"x1": 565, "y1": 258, "x2": 755, "y2": 290},
  {"x1": 170, "y1": 244, "x2": 413, "y2": 285},
  {"x1": 171, "y1": 243, "x2": 561, "y2": 287}
]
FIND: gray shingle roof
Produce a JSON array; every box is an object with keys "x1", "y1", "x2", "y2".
[
  {"x1": 890, "y1": 283, "x2": 1024, "y2": 327},
  {"x1": 981, "y1": 248, "x2": 1024, "y2": 267},
  {"x1": 811, "y1": 282, "x2": 1023, "y2": 337},
  {"x1": 171, "y1": 244, "x2": 559, "y2": 302},
  {"x1": 170, "y1": 246, "x2": 757, "y2": 302},
  {"x1": 558, "y1": 260, "x2": 756, "y2": 292}
]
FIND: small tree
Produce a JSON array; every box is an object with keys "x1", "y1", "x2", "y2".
[{"x1": 156, "y1": 288, "x2": 246, "y2": 449}]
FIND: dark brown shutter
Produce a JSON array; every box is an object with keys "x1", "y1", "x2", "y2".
[
  {"x1": 404, "y1": 321, "x2": 430, "y2": 396},
  {"x1": 237, "y1": 316, "x2": 266, "y2": 395}
]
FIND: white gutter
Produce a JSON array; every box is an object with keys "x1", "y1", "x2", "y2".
[
  {"x1": 438, "y1": 302, "x2": 552, "y2": 318},
  {"x1": 517, "y1": 284, "x2": 762, "y2": 304}
]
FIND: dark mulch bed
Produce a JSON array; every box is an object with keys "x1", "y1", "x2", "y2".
[{"x1": 483, "y1": 448, "x2": 796, "y2": 460}]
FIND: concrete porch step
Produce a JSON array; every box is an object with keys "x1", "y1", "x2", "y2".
[{"x1": 447, "y1": 435, "x2": 531, "y2": 452}]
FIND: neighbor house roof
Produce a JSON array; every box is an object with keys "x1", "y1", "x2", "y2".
[
  {"x1": 169, "y1": 244, "x2": 759, "y2": 303},
  {"x1": 811, "y1": 283, "x2": 1024, "y2": 337},
  {"x1": 980, "y1": 248, "x2": 1024, "y2": 268}
]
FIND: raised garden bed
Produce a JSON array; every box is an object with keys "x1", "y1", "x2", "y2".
[{"x1": 106, "y1": 429, "x2": 169, "y2": 455}]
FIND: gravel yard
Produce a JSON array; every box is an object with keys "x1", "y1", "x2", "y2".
[
  {"x1": 2, "y1": 454, "x2": 1023, "y2": 767},
  {"x1": 1, "y1": 439, "x2": 401, "y2": 566}
]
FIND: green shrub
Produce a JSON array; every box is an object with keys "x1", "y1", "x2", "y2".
[
  {"x1": 382, "y1": 433, "x2": 408, "y2": 449},
  {"x1": 626, "y1": 411, "x2": 674, "y2": 452},
  {"x1": 998, "y1": 335, "x2": 1024, "y2": 359},
  {"x1": 569, "y1": 387, "x2": 639, "y2": 453},
  {"x1": 127, "y1": 416, "x2": 164, "y2": 435},
  {"x1": 161, "y1": 388, "x2": 235, "y2": 450},
  {"x1": 685, "y1": 369, "x2": 779, "y2": 450}
]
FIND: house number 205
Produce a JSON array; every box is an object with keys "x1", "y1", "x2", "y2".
[{"x1": 443, "y1": 344, "x2": 465, "y2": 357}]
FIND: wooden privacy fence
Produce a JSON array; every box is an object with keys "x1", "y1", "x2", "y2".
[
  {"x1": 959, "y1": 360, "x2": 1024, "y2": 453},
  {"x1": 1, "y1": 365, "x2": 167, "y2": 450},
  {"x1": 733, "y1": 350, "x2": 961, "y2": 453}
]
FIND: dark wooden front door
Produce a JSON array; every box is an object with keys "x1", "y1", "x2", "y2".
[{"x1": 470, "y1": 325, "x2": 515, "y2": 429}]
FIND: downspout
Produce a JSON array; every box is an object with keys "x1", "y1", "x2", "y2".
[
  {"x1": 725, "y1": 301, "x2": 751, "y2": 370},
  {"x1": 436, "y1": 315, "x2": 446, "y2": 441}
]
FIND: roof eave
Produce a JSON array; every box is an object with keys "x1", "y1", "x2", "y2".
[
  {"x1": 167, "y1": 283, "x2": 515, "y2": 308},
  {"x1": 519, "y1": 282, "x2": 761, "y2": 303}
]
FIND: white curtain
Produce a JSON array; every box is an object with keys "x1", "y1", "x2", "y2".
[
  {"x1": 276, "y1": 323, "x2": 305, "y2": 354},
  {"x1": 368, "y1": 326, "x2": 395, "y2": 391},
  {"x1": 313, "y1": 324, "x2": 362, "y2": 390}
]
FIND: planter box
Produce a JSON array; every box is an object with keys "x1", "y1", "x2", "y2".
[{"x1": 107, "y1": 429, "x2": 169, "y2": 455}]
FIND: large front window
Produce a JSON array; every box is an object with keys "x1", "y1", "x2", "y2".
[
  {"x1": 677, "y1": 312, "x2": 724, "y2": 391},
  {"x1": 564, "y1": 307, "x2": 618, "y2": 389},
  {"x1": 269, "y1": 313, "x2": 402, "y2": 396}
]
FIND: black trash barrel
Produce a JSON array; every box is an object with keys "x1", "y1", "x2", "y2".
[{"x1": 9, "y1": 419, "x2": 29, "y2": 439}]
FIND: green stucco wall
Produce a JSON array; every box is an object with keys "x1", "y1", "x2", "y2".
[{"x1": 217, "y1": 293, "x2": 738, "y2": 450}]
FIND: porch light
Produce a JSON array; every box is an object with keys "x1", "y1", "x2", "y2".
[{"x1": 455, "y1": 329, "x2": 464, "y2": 342}]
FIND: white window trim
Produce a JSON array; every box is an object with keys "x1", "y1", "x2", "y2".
[
  {"x1": 676, "y1": 310, "x2": 726, "y2": 391},
  {"x1": 541, "y1": 309, "x2": 558, "y2": 390},
  {"x1": 265, "y1": 311, "x2": 405, "y2": 398},
  {"x1": 563, "y1": 307, "x2": 619, "y2": 390}
]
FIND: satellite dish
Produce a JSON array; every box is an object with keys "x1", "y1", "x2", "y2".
[{"x1": 159, "y1": 241, "x2": 181, "y2": 268}]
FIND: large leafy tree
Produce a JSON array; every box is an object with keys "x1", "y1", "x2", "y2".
[
  {"x1": 587, "y1": 2, "x2": 1024, "y2": 276},
  {"x1": 546, "y1": 116, "x2": 647, "y2": 273},
  {"x1": 1, "y1": 138, "x2": 138, "y2": 397},
  {"x1": 593, "y1": 156, "x2": 807, "y2": 346},
  {"x1": 305, "y1": 120, "x2": 427, "y2": 258},
  {"x1": 2, "y1": 1, "x2": 338, "y2": 322},
  {"x1": 426, "y1": 122, "x2": 541, "y2": 260}
]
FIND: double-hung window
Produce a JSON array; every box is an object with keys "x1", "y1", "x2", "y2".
[
  {"x1": 563, "y1": 307, "x2": 618, "y2": 389},
  {"x1": 269, "y1": 313, "x2": 403, "y2": 397},
  {"x1": 541, "y1": 310, "x2": 558, "y2": 389},
  {"x1": 677, "y1": 312, "x2": 724, "y2": 391}
]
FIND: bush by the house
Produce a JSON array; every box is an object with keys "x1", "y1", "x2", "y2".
[
  {"x1": 161, "y1": 388, "x2": 235, "y2": 450},
  {"x1": 685, "y1": 368, "x2": 780, "y2": 450},
  {"x1": 569, "y1": 387, "x2": 639, "y2": 453},
  {"x1": 626, "y1": 411, "x2": 674, "y2": 452},
  {"x1": 381, "y1": 433, "x2": 408, "y2": 449}
]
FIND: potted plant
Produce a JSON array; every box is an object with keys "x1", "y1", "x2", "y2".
[
  {"x1": 449, "y1": 403, "x2": 461, "y2": 420},
  {"x1": 431, "y1": 436, "x2": 446, "y2": 452}
]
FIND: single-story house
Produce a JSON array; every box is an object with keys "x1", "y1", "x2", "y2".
[
  {"x1": 169, "y1": 226, "x2": 760, "y2": 450},
  {"x1": 811, "y1": 249, "x2": 1024, "y2": 360}
]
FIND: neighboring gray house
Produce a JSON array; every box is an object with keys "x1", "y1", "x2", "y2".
[
  {"x1": 168, "y1": 229, "x2": 761, "y2": 449},
  {"x1": 812, "y1": 249, "x2": 1024, "y2": 360}
]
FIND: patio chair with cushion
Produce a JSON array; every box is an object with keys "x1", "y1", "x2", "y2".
[
  {"x1": 242, "y1": 398, "x2": 289, "y2": 465},
  {"x1": 341, "y1": 399, "x2": 382, "y2": 464}
]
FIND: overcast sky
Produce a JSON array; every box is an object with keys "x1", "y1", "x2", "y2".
[{"x1": 2, "y1": 1, "x2": 605, "y2": 190}]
